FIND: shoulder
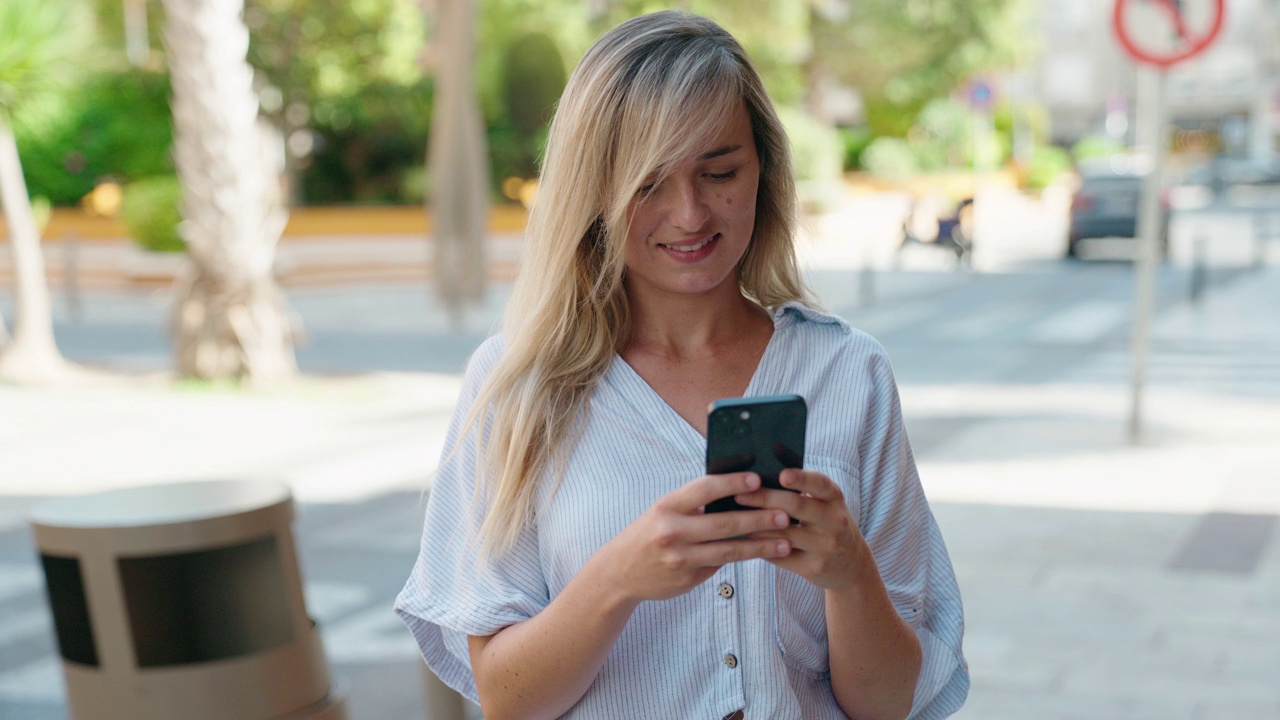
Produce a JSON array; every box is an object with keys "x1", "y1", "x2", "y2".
[
  {"x1": 455, "y1": 334, "x2": 507, "y2": 402},
  {"x1": 464, "y1": 334, "x2": 506, "y2": 379},
  {"x1": 773, "y1": 301, "x2": 893, "y2": 373}
]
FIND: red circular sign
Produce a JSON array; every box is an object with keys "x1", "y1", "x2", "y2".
[{"x1": 1113, "y1": 0, "x2": 1226, "y2": 68}]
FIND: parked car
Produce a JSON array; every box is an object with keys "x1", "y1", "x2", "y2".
[{"x1": 1067, "y1": 165, "x2": 1168, "y2": 259}]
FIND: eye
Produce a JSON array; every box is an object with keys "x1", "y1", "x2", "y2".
[{"x1": 706, "y1": 171, "x2": 737, "y2": 182}]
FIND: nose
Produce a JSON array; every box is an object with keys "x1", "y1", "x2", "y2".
[{"x1": 665, "y1": 177, "x2": 711, "y2": 232}]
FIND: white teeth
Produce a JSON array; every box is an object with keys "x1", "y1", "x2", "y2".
[{"x1": 663, "y1": 237, "x2": 713, "y2": 253}]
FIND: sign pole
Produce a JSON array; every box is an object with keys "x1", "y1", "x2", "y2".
[{"x1": 1127, "y1": 66, "x2": 1168, "y2": 443}]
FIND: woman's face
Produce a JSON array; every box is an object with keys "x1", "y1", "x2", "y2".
[{"x1": 622, "y1": 101, "x2": 760, "y2": 302}]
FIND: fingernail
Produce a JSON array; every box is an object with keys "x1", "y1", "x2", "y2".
[
  {"x1": 775, "y1": 541, "x2": 790, "y2": 555},
  {"x1": 745, "y1": 473, "x2": 760, "y2": 489},
  {"x1": 774, "y1": 512, "x2": 788, "y2": 528}
]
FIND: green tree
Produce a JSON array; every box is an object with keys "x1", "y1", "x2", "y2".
[
  {"x1": 590, "y1": 0, "x2": 814, "y2": 106},
  {"x1": 813, "y1": 0, "x2": 1036, "y2": 137},
  {"x1": 0, "y1": 0, "x2": 90, "y2": 383},
  {"x1": 243, "y1": 0, "x2": 428, "y2": 204}
]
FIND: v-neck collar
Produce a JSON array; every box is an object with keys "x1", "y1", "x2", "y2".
[{"x1": 609, "y1": 306, "x2": 788, "y2": 452}]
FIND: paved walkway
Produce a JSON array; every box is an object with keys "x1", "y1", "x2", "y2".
[{"x1": 1, "y1": 258, "x2": 1278, "y2": 718}]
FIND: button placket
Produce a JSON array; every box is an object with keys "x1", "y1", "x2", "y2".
[{"x1": 711, "y1": 566, "x2": 745, "y2": 708}]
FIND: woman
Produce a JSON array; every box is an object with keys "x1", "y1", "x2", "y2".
[{"x1": 397, "y1": 11, "x2": 968, "y2": 719}]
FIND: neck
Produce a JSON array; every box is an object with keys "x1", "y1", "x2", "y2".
[{"x1": 624, "y1": 278, "x2": 767, "y2": 359}]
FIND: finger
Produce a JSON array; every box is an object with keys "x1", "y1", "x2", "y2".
[
  {"x1": 666, "y1": 472, "x2": 760, "y2": 513},
  {"x1": 684, "y1": 537, "x2": 791, "y2": 567},
  {"x1": 683, "y1": 507, "x2": 790, "y2": 543},
  {"x1": 733, "y1": 488, "x2": 822, "y2": 525},
  {"x1": 779, "y1": 469, "x2": 844, "y2": 502}
]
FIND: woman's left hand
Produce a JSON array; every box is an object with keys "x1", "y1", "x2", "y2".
[{"x1": 733, "y1": 469, "x2": 872, "y2": 591}]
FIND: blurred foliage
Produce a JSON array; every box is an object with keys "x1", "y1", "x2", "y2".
[
  {"x1": 861, "y1": 137, "x2": 919, "y2": 179},
  {"x1": 17, "y1": 69, "x2": 173, "y2": 205},
  {"x1": 594, "y1": 0, "x2": 813, "y2": 106},
  {"x1": 0, "y1": 0, "x2": 94, "y2": 122},
  {"x1": 862, "y1": 98, "x2": 1002, "y2": 177},
  {"x1": 121, "y1": 175, "x2": 184, "y2": 252},
  {"x1": 778, "y1": 106, "x2": 843, "y2": 209},
  {"x1": 838, "y1": 126, "x2": 874, "y2": 171},
  {"x1": 22, "y1": 0, "x2": 1043, "y2": 208},
  {"x1": 1071, "y1": 135, "x2": 1127, "y2": 162},
  {"x1": 243, "y1": 0, "x2": 429, "y2": 204},
  {"x1": 302, "y1": 80, "x2": 433, "y2": 204},
  {"x1": 1023, "y1": 143, "x2": 1071, "y2": 190},
  {"x1": 491, "y1": 32, "x2": 566, "y2": 182},
  {"x1": 815, "y1": 0, "x2": 1035, "y2": 138}
]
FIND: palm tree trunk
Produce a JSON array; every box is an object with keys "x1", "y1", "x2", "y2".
[
  {"x1": 429, "y1": 0, "x2": 489, "y2": 326},
  {"x1": 160, "y1": 0, "x2": 295, "y2": 385},
  {"x1": 0, "y1": 118, "x2": 67, "y2": 383}
]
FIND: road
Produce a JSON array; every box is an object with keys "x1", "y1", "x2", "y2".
[{"x1": 2, "y1": 250, "x2": 1279, "y2": 719}]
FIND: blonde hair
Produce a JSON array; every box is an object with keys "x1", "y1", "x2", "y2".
[{"x1": 466, "y1": 10, "x2": 810, "y2": 555}]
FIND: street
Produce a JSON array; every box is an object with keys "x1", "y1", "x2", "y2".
[{"x1": 2, "y1": 248, "x2": 1279, "y2": 718}]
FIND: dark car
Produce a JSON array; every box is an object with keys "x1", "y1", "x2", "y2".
[{"x1": 1067, "y1": 168, "x2": 1168, "y2": 259}]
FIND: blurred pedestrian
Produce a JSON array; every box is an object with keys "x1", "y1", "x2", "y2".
[{"x1": 397, "y1": 10, "x2": 968, "y2": 719}]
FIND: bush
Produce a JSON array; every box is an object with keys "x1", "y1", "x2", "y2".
[
  {"x1": 777, "y1": 107, "x2": 844, "y2": 211},
  {"x1": 489, "y1": 32, "x2": 566, "y2": 185},
  {"x1": 301, "y1": 80, "x2": 433, "y2": 204},
  {"x1": 121, "y1": 176, "x2": 184, "y2": 253},
  {"x1": 837, "y1": 126, "x2": 874, "y2": 171},
  {"x1": 861, "y1": 137, "x2": 919, "y2": 179},
  {"x1": 1071, "y1": 135, "x2": 1126, "y2": 162},
  {"x1": 1024, "y1": 144, "x2": 1072, "y2": 191},
  {"x1": 16, "y1": 68, "x2": 174, "y2": 206}
]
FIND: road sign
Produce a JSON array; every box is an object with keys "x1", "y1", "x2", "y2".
[
  {"x1": 1112, "y1": 0, "x2": 1228, "y2": 442},
  {"x1": 1113, "y1": 0, "x2": 1226, "y2": 68},
  {"x1": 966, "y1": 80, "x2": 995, "y2": 111}
]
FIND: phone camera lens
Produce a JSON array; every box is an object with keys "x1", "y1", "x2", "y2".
[{"x1": 739, "y1": 411, "x2": 750, "y2": 421}]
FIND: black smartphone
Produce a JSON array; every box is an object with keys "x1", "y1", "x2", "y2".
[{"x1": 704, "y1": 394, "x2": 807, "y2": 514}]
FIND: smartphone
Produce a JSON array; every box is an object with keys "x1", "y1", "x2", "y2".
[{"x1": 704, "y1": 394, "x2": 807, "y2": 514}]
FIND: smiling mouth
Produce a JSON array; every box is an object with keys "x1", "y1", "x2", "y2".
[{"x1": 659, "y1": 234, "x2": 718, "y2": 253}]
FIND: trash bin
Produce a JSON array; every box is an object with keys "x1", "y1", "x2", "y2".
[{"x1": 29, "y1": 480, "x2": 346, "y2": 720}]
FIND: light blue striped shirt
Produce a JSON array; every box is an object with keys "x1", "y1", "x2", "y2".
[{"x1": 396, "y1": 301, "x2": 968, "y2": 718}]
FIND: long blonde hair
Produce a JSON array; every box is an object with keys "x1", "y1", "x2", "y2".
[{"x1": 466, "y1": 10, "x2": 810, "y2": 555}]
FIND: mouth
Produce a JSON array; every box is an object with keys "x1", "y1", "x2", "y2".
[{"x1": 658, "y1": 233, "x2": 719, "y2": 254}]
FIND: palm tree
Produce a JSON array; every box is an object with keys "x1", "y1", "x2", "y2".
[
  {"x1": 428, "y1": 0, "x2": 489, "y2": 326},
  {"x1": 159, "y1": 0, "x2": 296, "y2": 384},
  {"x1": 0, "y1": 0, "x2": 80, "y2": 384}
]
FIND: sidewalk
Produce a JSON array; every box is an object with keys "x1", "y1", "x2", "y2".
[{"x1": 1, "y1": 261, "x2": 1278, "y2": 718}]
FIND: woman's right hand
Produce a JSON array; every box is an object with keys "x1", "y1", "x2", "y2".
[{"x1": 588, "y1": 472, "x2": 793, "y2": 604}]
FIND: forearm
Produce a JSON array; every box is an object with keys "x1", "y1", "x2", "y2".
[
  {"x1": 469, "y1": 554, "x2": 639, "y2": 720},
  {"x1": 825, "y1": 556, "x2": 923, "y2": 720}
]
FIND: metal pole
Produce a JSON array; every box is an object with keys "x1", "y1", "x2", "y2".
[
  {"x1": 1128, "y1": 67, "x2": 1168, "y2": 443},
  {"x1": 1189, "y1": 235, "x2": 1206, "y2": 305}
]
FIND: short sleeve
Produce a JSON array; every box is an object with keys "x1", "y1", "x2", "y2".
[
  {"x1": 855, "y1": 346, "x2": 970, "y2": 719},
  {"x1": 394, "y1": 336, "x2": 550, "y2": 703}
]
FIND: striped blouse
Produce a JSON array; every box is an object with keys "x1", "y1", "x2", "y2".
[{"x1": 395, "y1": 301, "x2": 969, "y2": 718}]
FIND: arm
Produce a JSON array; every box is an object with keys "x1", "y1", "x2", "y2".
[{"x1": 468, "y1": 471, "x2": 793, "y2": 720}]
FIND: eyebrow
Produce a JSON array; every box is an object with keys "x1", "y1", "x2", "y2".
[{"x1": 699, "y1": 144, "x2": 743, "y2": 160}]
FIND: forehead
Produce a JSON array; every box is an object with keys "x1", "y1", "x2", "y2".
[{"x1": 643, "y1": 98, "x2": 755, "y2": 174}]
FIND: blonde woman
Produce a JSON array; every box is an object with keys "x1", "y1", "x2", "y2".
[{"x1": 397, "y1": 11, "x2": 967, "y2": 719}]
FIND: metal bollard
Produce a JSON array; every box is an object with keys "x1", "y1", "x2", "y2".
[{"x1": 1189, "y1": 236, "x2": 1207, "y2": 305}]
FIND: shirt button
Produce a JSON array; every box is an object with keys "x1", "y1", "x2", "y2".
[
  {"x1": 724, "y1": 653, "x2": 738, "y2": 669},
  {"x1": 718, "y1": 583, "x2": 734, "y2": 599}
]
